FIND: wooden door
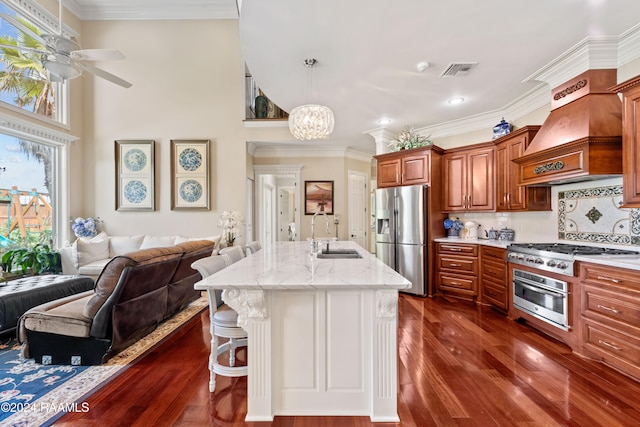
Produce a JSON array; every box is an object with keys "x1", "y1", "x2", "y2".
[
  {"x1": 377, "y1": 159, "x2": 401, "y2": 188},
  {"x1": 467, "y1": 147, "x2": 495, "y2": 211},
  {"x1": 443, "y1": 152, "x2": 467, "y2": 211}
]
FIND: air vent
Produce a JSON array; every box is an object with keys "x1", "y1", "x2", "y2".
[{"x1": 440, "y1": 62, "x2": 478, "y2": 77}]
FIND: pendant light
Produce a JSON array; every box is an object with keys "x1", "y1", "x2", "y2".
[{"x1": 288, "y1": 58, "x2": 335, "y2": 140}]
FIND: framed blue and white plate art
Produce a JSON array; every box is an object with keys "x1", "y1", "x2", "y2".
[
  {"x1": 115, "y1": 140, "x2": 155, "y2": 211},
  {"x1": 170, "y1": 140, "x2": 210, "y2": 210}
]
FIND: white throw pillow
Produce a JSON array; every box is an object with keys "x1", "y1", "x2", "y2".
[
  {"x1": 73, "y1": 232, "x2": 110, "y2": 268},
  {"x1": 139, "y1": 235, "x2": 178, "y2": 250},
  {"x1": 175, "y1": 235, "x2": 221, "y2": 248},
  {"x1": 109, "y1": 235, "x2": 145, "y2": 256}
]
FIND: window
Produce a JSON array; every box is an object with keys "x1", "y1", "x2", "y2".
[{"x1": 0, "y1": 0, "x2": 69, "y2": 126}]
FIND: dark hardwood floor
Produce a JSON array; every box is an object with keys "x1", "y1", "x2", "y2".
[{"x1": 56, "y1": 294, "x2": 640, "y2": 426}]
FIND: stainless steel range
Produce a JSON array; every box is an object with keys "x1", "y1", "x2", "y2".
[{"x1": 507, "y1": 243, "x2": 639, "y2": 331}]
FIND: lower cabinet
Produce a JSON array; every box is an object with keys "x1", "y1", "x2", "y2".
[
  {"x1": 579, "y1": 262, "x2": 640, "y2": 381},
  {"x1": 480, "y1": 246, "x2": 508, "y2": 311},
  {"x1": 436, "y1": 242, "x2": 478, "y2": 299}
]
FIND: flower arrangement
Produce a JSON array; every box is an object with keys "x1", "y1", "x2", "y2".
[
  {"x1": 388, "y1": 127, "x2": 432, "y2": 151},
  {"x1": 71, "y1": 217, "x2": 102, "y2": 238},
  {"x1": 443, "y1": 216, "x2": 463, "y2": 232},
  {"x1": 217, "y1": 210, "x2": 244, "y2": 246}
]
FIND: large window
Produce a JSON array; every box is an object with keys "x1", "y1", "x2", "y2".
[{"x1": 0, "y1": 0, "x2": 68, "y2": 126}]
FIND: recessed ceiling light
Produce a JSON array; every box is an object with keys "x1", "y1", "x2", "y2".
[
  {"x1": 377, "y1": 118, "x2": 392, "y2": 125},
  {"x1": 448, "y1": 97, "x2": 465, "y2": 105}
]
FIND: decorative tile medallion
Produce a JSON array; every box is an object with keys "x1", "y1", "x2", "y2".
[{"x1": 558, "y1": 185, "x2": 640, "y2": 245}]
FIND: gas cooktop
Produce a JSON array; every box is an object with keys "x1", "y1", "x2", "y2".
[
  {"x1": 508, "y1": 243, "x2": 640, "y2": 256},
  {"x1": 507, "y1": 243, "x2": 640, "y2": 276}
]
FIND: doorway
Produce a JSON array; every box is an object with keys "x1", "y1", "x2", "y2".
[{"x1": 253, "y1": 165, "x2": 302, "y2": 246}]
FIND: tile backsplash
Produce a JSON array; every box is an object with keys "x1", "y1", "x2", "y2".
[{"x1": 558, "y1": 185, "x2": 640, "y2": 246}]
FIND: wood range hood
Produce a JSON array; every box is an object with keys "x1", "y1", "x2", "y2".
[{"x1": 513, "y1": 69, "x2": 623, "y2": 186}]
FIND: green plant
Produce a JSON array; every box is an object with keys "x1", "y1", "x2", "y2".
[{"x1": 1, "y1": 243, "x2": 61, "y2": 275}]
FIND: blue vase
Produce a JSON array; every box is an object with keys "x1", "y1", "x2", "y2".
[
  {"x1": 493, "y1": 117, "x2": 512, "y2": 139},
  {"x1": 255, "y1": 91, "x2": 268, "y2": 119}
]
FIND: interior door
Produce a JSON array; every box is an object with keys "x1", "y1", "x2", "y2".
[{"x1": 348, "y1": 170, "x2": 368, "y2": 248}]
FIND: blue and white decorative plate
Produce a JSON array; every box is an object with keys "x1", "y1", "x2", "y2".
[
  {"x1": 178, "y1": 148, "x2": 202, "y2": 172},
  {"x1": 123, "y1": 149, "x2": 147, "y2": 172},
  {"x1": 124, "y1": 180, "x2": 148, "y2": 203},
  {"x1": 179, "y1": 179, "x2": 203, "y2": 203}
]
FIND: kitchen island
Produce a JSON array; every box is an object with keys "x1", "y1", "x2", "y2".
[{"x1": 194, "y1": 240, "x2": 410, "y2": 422}]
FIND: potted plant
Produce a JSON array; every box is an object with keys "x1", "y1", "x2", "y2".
[
  {"x1": 1, "y1": 243, "x2": 62, "y2": 277},
  {"x1": 388, "y1": 127, "x2": 432, "y2": 151}
]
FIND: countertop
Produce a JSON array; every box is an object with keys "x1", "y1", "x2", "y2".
[
  {"x1": 575, "y1": 254, "x2": 640, "y2": 271},
  {"x1": 195, "y1": 240, "x2": 411, "y2": 291},
  {"x1": 434, "y1": 237, "x2": 512, "y2": 248}
]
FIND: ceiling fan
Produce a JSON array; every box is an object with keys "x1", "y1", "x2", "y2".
[{"x1": 0, "y1": 0, "x2": 131, "y2": 88}]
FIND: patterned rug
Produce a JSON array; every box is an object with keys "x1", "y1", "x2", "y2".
[{"x1": 0, "y1": 295, "x2": 208, "y2": 427}]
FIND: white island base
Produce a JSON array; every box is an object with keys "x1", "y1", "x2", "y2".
[
  {"x1": 195, "y1": 241, "x2": 409, "y2": 422},
  {"x1": 224, "y1": 287, "x2": 401, "y2": 422}
]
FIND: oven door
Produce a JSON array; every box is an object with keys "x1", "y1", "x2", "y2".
[{"x1": 512, "y1": 269, "x2": 569, "y2": 330}]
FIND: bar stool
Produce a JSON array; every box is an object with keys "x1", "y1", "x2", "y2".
[
  {"x1": 245, "y1": 240, "x2": 262, "y2": 255},
  {"x1": 191, "y1": 254, "x2": 248, "y2": 392},
  {"x1": 218, "y1": 245, "x2": 246, "y2": 264}
]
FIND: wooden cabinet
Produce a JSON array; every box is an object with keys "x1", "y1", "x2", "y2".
[
  {"x1": 374, "y1": 146, "x2": 444, "y2": 188},
  {"x1": 494, "y1": 127, "x2": 551, "y2": 211},
  {"x1": 480, "y1": 246, "x2": 508, "y2": 311},
  {"x1": 611, "y1": 75, "x2": 640, "y2": 207},
  {"x1": 579, "y1": 262, "x2": 640, "y2": 381},
  {"x1": 436, "y1": 242, "x2": 479, "y2": 299},
  {"x1": 443, "y1": 143, "x2": 495, "y2": 212}
]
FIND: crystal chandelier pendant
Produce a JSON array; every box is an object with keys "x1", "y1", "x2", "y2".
[
  {"x1": 288, "y1": 58, "x2": 335, "y2": 140},
  {"x1": 288, "y1": 104, "x2": 335, "y2": 140}
]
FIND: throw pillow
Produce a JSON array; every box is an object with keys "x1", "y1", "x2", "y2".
[
  {"x1": 139, "y1": 235, "x2": 177, "y2": 249},
  {"x1": 73, "y1": 231, "x2": 110, "y2": 268},
  {"x1": 109, "y1": 235, "x2": 145, "y2": 257}
]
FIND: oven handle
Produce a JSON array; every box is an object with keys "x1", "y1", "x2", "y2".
[{"x1": 515, "y1": 281, "x2": 567, "y2": 298}]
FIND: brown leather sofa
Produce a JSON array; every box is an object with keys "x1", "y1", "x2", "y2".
[{"x1": 18, "y1": 240, "x2": 214, "y2": 365}]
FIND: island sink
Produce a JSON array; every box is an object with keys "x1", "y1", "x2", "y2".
[{"x1": 317, "y1": 249, "x2": 362, "y2": 259}]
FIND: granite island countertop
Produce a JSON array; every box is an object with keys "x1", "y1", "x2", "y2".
[{"x1": 195, "y1": 240, "x2": 411, "y2": 291}]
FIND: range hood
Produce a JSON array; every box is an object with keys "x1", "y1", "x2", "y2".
[{"x1": 513, "y1": 69, "x2": 622, "y2": 186}]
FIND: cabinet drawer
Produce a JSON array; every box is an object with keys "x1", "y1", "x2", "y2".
[
  {"x1": 581, "y1": 263, "x2": 640, "y2": 291},
  {"x1": 438, "y1": 273, "x2": 477, "y2": 294},
  {"x1": 483, "y1": 280, "x2": 508, "y2": 310},
  {"x1": 438, "y1": 255, "x2": 478, "y2": 275},
  {"x1": 582, "y1": 284, "x2": 640, "y2": 326},
  {"x1": 583, "y1": 318, "x2": 640, "y2": 369},
  {"x1": 437, "y1": 243, "x2": 478, "y2": 256},
  {"x1": 480, "y1": 245, "x2": 507, "y2": 262},
  {"x1": 482, "y1": 260, "x2": 506, "y2": 282}
]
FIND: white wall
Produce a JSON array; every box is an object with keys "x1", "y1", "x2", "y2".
[{"x1": 78, "y1": 19, "x2": 289, "y2": 242}]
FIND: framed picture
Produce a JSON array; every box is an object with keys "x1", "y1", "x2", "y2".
[
  {"x1": 170, "y1": 140, "x2": 210, "y2": 210},
  {"x1": 304, "y1": 180, "x2": 334, "y2": 215},
  {"x1": 115, "y1": 140, "x2": 155, "y2": 211}
]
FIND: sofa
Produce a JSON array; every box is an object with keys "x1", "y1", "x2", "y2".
[
  {"x1": 18, "y1": 239, "x2": 215, "y2": 365},
  {"x1": 59, "y1": 232, "x2": 221, "y2": 280}
]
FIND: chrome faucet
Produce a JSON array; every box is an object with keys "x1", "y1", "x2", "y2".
[{"x1": 311, "y1": 211, "x2": 330, "y2": 252}]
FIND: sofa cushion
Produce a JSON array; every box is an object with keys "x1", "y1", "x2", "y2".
[
  {"x1": 109, "y1": 235, "x2": 145, "y2": 257},
  {"x1": 73, "y1": 232, "x2": 110, "y2": 269},
  {"x1": 83, "y1": 246, "x2": 184, "y2": 319},
  {"x1": 139, "y1": 236, "x2": 178, "y2": 250},
  {"x1": 22, "y1": 293, "x2": 94, "y2": 338},
  {"x1": 78, "y1": 259, "x2": 111, "y2": 277}
]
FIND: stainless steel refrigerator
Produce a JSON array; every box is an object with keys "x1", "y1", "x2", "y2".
[{"x1": 375, "y1": 184, "x2": 428, "y2": 296}]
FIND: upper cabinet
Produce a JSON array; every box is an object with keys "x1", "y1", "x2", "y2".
[
  {"x1": 443, "y1": 143, "x2": 495, "y2": 212},
  {"x1": 375, "y1": 146, "x2": 444, "y2": 188},
  {"x1": 611, "y1": 75, "x2": 640, "y2": 207},
  {"x1": 494, "y1": 127, "x2": 551, "y2": 211}
]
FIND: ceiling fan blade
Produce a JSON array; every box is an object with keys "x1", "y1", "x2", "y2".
[
  {"x1": 0, "y1": 13, "x2": 48, "y2": 46},
  {"x1": 0, "y1": 42, "x2": 49, "y2": 56},
  {"x1": 71, "y1": 49, "x2": 125, "y2": 61},
  {"x1": 77, "y1": 62, "x2": 132, "y2": 88}
]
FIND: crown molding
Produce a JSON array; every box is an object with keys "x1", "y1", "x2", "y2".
[
  {"x1": 618, "y1": 23, "x2": 640, "y2": 67},
  {"x1": 68, "y1": 1, "x2": 239, "y2": 21},
  {"x1": 250, "y1": 143, "x2": 372, "y2": 162}
]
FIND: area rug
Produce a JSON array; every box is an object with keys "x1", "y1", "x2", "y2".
[{"x1": 0, "y1": 295, "x2": 208, "y2": 427}]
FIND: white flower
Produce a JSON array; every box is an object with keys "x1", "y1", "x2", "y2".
[{"x1": 217, "y1": 210, "x2": 244, "y2": 243}]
